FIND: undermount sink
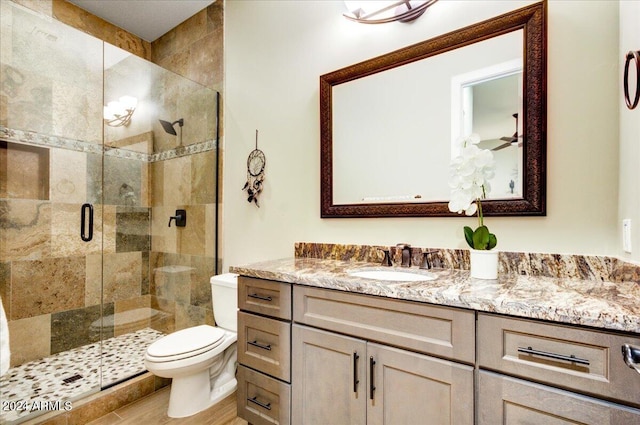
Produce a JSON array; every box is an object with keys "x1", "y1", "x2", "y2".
[{"x1": 348, "y1": 269, "x2": 437, "y2": 282}]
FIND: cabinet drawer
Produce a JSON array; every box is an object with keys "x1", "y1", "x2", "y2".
[
  {"x1": 478, "y1": 313, "x2": 640, "y2": 407},
  {"x1": 238, "y1": 311, "x2": 291, "y2": 381},
  {"x1": 239, "y1": 276, "x2": 291, "y2": 320},
  {"x1": 478, "y1": 371, "x2": 640, "y2": 424},
  {"x1": 293, "y1": 286, "x2": 475, "y2": 364},
  {"x1": 238, "y1": 365, "x2": 291, "y2": 425}
]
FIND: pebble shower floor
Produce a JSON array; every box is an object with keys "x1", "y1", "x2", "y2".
[{"x1": 0, "y1": 328, "x2": 164, "y2": 424}]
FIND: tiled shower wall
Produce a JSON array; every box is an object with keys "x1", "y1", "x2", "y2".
[
  {"x1": 1, "y1": 137, "x2": 153, "y2": 366},
  {"x1": 149, "y1": 149, "x2": 217, "y2": 334},
  {"x1": 1, "y1": 0, "x2": 223, "y2": 368}
]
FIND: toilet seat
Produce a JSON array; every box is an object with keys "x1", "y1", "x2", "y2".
[{"x1": 146, "y1": 325, "x2": 225, "y2": 363}]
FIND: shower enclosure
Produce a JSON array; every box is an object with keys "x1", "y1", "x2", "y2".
[{"x1": 0, "y1": 2, "x2": 219, "y2": 423}]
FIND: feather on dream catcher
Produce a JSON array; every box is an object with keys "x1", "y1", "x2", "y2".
[{"x1": 242, "y1": 130, "x2": 265, "y2": 207}]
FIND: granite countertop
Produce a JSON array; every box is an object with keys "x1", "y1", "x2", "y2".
[{"x1": 230, "y1": 257, "x2": 640, "y2": 334}]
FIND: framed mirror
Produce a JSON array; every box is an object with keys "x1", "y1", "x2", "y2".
[{"x1": 320, "y1": 2, "x2": 546, "y2": 218}]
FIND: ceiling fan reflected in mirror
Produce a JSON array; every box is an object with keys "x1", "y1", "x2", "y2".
[{"x1": 492, "y1": 113, "x2": 523, "y2": 151}]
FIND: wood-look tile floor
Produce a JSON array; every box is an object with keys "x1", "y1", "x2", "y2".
[{"x1": 87, "y1": 387, "x2": 248, "y2": 425}]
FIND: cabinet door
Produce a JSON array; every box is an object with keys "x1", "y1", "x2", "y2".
[
  {"x1": 478, "y1": 371, "x2": 640, "y2": 425},
  {"x1": 367, "y1": 343, "x2": 474, "y2": 425},
  {"x1": 292, "y1": 324, "x2": 367, "y2": 425}
]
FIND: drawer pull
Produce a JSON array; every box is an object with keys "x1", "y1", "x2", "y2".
[
  {"x1": 248, "y1": 340, "x2": 272, "y2": 351},
  {"x1": 517, "y1": 346, "x2": 590, "y2": 366},
  {"x1": 353, "y1": 352, "x2": 360, "y2": 393},
  {"x1": 369, "y1": 356, "x2": 376, "y2": 400},
  {"x1": 248, "y1": 293, "x2": 273, "y2": 302},
  {"x1": 622, "y1": 344, "x2": 640, "y2": 374},
  {"x1": 248, "y1": 396, "x2": 272, "y2": 411}
]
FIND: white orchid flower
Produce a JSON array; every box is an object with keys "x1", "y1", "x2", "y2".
[
  {"x1": 448, "y1": 133, "x2": 498, "y2": 251},
  {"x1": 448, "y1": 134, "x2": 496, "y2": 216},
  {"x1": 464, "y1": 202, "x2": 477, "y2": 216}
]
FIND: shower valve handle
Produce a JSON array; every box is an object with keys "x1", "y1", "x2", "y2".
[{"x1": 168, "y1": 209, "x2": 187, "y2": 227}]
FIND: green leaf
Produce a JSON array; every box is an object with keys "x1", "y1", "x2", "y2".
[
  {"x1": 472, "y1": 226, "x2": 490, "y2": 250},
  {"x1": 463, "y1": 226, "x2": 474, "y2": 248},
  {"x1": 487, "y1": 232, "x2": 497, "y2": 250}
]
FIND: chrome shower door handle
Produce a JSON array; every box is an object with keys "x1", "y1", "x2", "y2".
[
  {"x1": 622, "y1": 344, "x2": 640, "y2": 374},
  {"x1": 80, "y1": 203, "x2": 93, "y2": 242}
]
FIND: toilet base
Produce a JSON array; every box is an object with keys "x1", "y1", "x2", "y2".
[
  {"x1": 167, "y1": 370, "x2": 211, "y2": 418},
  {"x1": 166, "y1": 373, "x2": 238, "y2": 418},
  {"x1": 210, "y1": 378, "x2": 238, "y2": 407}
]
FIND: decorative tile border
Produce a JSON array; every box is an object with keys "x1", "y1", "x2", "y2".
[
  {"x1": 1, "y1": 125, "x2": 103, "y2": 156},
  {"x1": 149, "y1": 139, "x2": 217, "y2": 162},
  {"x1": 1, "y1": 126, "x2": 217, "y2": 163},
  {"x1": 294, "y1": 242, "x2": 640, "y2": 283}
]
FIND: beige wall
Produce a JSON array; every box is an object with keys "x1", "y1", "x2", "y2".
[
  {"x1": 223, "y1": 0, "x2": 621, "y2": 270},
  {"x1": 618, "y1": 0, "x2": 640, "y2": 263}
]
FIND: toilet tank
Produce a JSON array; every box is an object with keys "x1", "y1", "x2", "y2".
[{"x1": 210, "y1": 273, "x2": 238, "y2": 332}]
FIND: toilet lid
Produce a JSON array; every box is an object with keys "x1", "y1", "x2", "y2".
[{"x1": 147, "y1": 325, "x2": 225, "y2": 358}]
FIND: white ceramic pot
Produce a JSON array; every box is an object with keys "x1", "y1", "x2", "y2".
[{"x1": 469, "y1": 249, "x2": 498, "y2": 279}]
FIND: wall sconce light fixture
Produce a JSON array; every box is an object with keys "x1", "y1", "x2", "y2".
[
  {"x1": 343, "y1": 0, "x2": 438, "y2": 24},
  {"x1": 104, "y1": 96, "x2": 137, "y2": 127}
]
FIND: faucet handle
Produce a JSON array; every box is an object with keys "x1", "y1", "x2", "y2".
[
  {"x1": 168, "y1": 209, "x2": 187, "y2": 227},
  {"x1": 379, "y1": 249, "x2": 393, "y2": 267},
  {"x1": 420, "y1": 250, "x2": 439, "y2": 270}
]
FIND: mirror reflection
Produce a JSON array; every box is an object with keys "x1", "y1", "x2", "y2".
[
  {"x1": 332, "y1": 31, "x2": 522, "y2": 205},
  {"x1": 453, "y1": 63, "x2": 523, "y2": 199}
]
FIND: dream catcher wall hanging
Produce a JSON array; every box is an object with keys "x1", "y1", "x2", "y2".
[{"x1": 242, "y1": 130, "x2": 266, "y2": 207}]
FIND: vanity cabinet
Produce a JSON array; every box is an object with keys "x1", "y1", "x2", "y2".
[
  {"x1": 291, "y1": 286, "x2": 475, "y2": 425},
  {"x1": 477, "y1": 313, "x2": 640, "y2": 423},
  {"x1": 237, "y1": 277, "x2": 292, "y2": 425},
  {"x1": 235, "y1": 272, "x2": 640, "y2": 425}
]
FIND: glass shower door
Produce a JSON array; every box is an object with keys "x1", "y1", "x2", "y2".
[
  {"x1": 1, "y1": 3, "x2": 220, "y2": 422},
  {"x1": 99, "y1": 44, "x2": 160, "y2": 388},
  {"x1": 100, "y1": 42, "x2": 220, "y2": 388},
  {"x1": 0, "y1": 1, "x2": 104, "y2": 422}
]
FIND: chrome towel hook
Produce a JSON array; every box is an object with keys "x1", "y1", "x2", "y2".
[{"x1": 624, "y1": 50, "x2": 639, "y2": 110}]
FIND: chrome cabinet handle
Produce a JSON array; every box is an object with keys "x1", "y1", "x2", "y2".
[
  {"x1": 517, "y1": 346, "x2": 590, "y2": 365},
  {"x1": 248, "y1": 340, "x2": 272, "y2": 351},
  {"x1": 248, "y1": 396, "x2": 271, "y2": 411},
  {"x1": 622, "y1": 344, "x2": 640, "y2": 374},
  {"x1": 247, "y1": 293, "x2": 273, "y2": 302}
]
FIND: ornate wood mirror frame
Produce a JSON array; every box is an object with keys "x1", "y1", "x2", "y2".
[{"x1": 320, "y1": 2, "x2": 546, "y2": 218}]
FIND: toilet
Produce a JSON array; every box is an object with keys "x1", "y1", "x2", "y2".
[{"x1": 144, "y1": 273, "x2": 238, "y2": 418}]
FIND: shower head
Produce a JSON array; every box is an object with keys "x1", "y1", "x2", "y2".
[{"x1": 159, "y1": 118, "x2": 184, "y2": 136}]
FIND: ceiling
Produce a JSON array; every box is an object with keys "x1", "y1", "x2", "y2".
[{"x1": 67, "y1": 0, "x2": 216, "y2": 42}]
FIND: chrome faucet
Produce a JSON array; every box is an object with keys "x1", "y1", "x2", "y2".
[{"x1": 397, "y1": 244, "x2": 412, "y2": 267}]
